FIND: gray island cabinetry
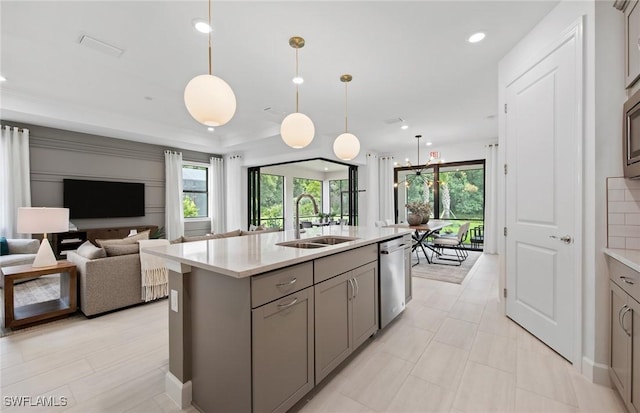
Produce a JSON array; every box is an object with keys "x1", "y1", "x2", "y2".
[{"x1": 145, "y1": 226, "x2": 411, "y2": 413}]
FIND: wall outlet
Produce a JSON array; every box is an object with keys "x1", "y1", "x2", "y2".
[{"x1": 171, "y1": 289, "x2": 178, "y2": 312}]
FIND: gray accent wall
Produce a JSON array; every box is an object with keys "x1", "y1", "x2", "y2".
[{"x1": 8, "y1": 122, "x2": 217, "y2": 236}]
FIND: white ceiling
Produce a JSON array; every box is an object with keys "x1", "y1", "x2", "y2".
[{"x1": 0, "y1": 1, "x2": 558, "y2": 157}]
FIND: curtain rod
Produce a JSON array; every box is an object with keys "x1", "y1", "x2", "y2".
[{"x1": 1, "y1": 124, "x2": 29, "y2": 132}]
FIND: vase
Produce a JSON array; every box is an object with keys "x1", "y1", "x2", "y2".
[
  {"x1": 421, "y1": 214, "x2": 430, "y2": 224},
  {"x1": 407, "y1": 213, "x2": 422, "y2": 226}
]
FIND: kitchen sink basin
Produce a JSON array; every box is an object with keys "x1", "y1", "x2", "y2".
[
  {"x1": 305, "y1": 236, "x2": 359, "y2": 245},
  {"x1": 277, "y1": 236, "x2": 359, "y2": 249}
]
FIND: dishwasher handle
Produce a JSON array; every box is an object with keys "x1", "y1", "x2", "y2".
[{"x1": 380, "y1": 244, "x2": 406, "y2": 254}]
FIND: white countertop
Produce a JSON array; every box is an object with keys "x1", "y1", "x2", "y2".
[
  {"x1": 604, "y1": 248, "x2": 640, "y2": 272},
  {"x1": 144, "y1": 226, "x2": 412, "y2": 278}
]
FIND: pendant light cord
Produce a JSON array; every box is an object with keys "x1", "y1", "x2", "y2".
[
  {"x1": 295, "y1": 48, "x2": 299, "y2": 113},
  {"x1": 208, "y1": 0, "x2": 212, "y2": 75},
  {"x1": 344, "y1": 81, "x2": 348, "y2": 133}
]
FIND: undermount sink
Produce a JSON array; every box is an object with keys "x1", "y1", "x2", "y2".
[{"x1": 277, "y1": 236, "x2": 359, "y2": 249}]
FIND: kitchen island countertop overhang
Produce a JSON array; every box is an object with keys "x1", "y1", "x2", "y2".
[{"x1": 143, "y1": 225, "x2": 412, "y2": 278}]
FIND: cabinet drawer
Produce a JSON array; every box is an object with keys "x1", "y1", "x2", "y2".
[
  {"x1": 608, "y1": 256, "x2": 640, "y2": 301},
  {"x1": 251, "y1": 262, "x2": 313, "y2": 308},
  {"x1": 314, "y1": 244, "x2": 377, "y2": 284}
]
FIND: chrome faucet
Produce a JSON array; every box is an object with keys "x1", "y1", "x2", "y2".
[{"x1": 295, "y1": 193, "x2": 319, "y2": 239}]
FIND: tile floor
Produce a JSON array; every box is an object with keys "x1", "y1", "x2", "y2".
[{"x1": 0, "y1": 254, "x2": 627, "y2": 413}]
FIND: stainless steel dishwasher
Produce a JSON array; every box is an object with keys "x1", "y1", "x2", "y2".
[{"x1": 379, "y1": 237, "x2": 407, "y2": 328}]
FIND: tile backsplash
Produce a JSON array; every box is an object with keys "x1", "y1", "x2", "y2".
[{"x1": 607, "y1": 177, "x2": 640, "y2": 249}]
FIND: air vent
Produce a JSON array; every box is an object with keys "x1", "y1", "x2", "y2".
[
  {"x1": 384, "y1": 117, "x2": 405, "y2": 124},
  {"x1": 79, "y1": 35, "x2": 124, "y2": 58}
]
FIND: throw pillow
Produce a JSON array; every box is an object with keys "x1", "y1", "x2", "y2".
[
  {"x1": 0, "y1": 237, "x2": 9, "y2": 256},
  {"x1": 76, "y1": 241, "x2": 107, "y2": 259},
  {"x1": 103, "y1": 244, "x2": 140, "y2": 256},
  {"x1": 96, "y1": 230, "x2": 150, "y2": 248},
  {"x1": 181, "y1": 233, "x2": 220, "y2": 243}
]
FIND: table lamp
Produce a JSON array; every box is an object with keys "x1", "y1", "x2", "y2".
[{"x1": 17, "y1": 207, "x2": 70, "y2": 267}]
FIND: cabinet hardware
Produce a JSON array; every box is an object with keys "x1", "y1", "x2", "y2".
[
  {"x1": 621, "y1": 305, "x2": 632, "y2": 337},
  {"x1": 620, "y1": 276, "x2": 635, "y2": 285},
  {"x1": 353, "y1": 278, "x2": 359, "y2": 298},
  {"x1": 276, "y1": 278, "x2": 297, "y2": 287},
  {"x1": 348, "y1": 279, "x2": 355, "y2": 300},
  {"x1": 277, "y1": 297, "x2": 298, "y2": 310}
]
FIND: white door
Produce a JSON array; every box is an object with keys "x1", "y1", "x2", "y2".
[{"x1": 504, "y1": 22, "x2": 582, "y2": 362}]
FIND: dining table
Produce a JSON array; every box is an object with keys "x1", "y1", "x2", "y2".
[{"x1": 386, "y1": 220, "x2": 452, "y2": 264}]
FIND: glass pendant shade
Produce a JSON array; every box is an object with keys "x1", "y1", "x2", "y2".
[
  {"x1": 333, "y1": 132, "x2": 360, "y2": 160},
  {"x1": 184, "y1": 74, "x2": 237, "y2": 126},
  {"x1": 280, "y1": 112, "x2": 315, "y2": 149}
]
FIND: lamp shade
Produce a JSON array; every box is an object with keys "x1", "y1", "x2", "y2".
[
  {"x1": 280, "y1": 112, "x2": 315, "y2": 148},
  {"x1": 333, "y1": 132, "x2": 360, "y2": 161},
  {"x1": 17, "y1": 207, "x2": 69, "y2": 234},
  {"x1": 184, "y1": 74, "x2": 237, "y2": 126}
]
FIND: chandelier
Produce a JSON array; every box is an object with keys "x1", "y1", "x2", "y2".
[{"x1": 394, "y1": 135, "x2": 437, "y2": 188}]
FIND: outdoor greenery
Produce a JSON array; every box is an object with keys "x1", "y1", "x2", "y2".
[
  {"x1": 259, "y1": 174, "x2": 284, "y2": 229},
  {"x1": 293, "y1": 177, "x2": 322, "y2": 218},
  {"x1": 183, "y1": 196, "x2": 199, "y2": 218},
  {"x1": 329, "y1": 179, "x2": 349, "y2": 221}
]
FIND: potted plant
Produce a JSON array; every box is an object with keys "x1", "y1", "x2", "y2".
[{"x1": 405, "y1": 202, "x2": 432, "y2": 225}]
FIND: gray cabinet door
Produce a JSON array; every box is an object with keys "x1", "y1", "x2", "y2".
[
  {"x1": 315, "y1": 271, "x2": 352, "y2": 383},
  {"x1": 404, "y1": 246, "x2": 412, "y2": 304},
  {"x1": 610, "y1": 281, "x2": 631, "y2": 400},
  {"x1": 351, "y1": 261, "x2": 378, "y2": 350},
  {"x1": 252, "y1": 287, "x2": 314, "y2": 413},
  {"x1": 625, "y1": 0, "x2": 640, "y2": 87},
  {"x1": 630, "y1": 296, "x2": 640, "y2": 413}
]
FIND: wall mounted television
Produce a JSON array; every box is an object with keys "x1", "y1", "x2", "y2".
[{"x1": 63, "y1": 179, "x2": 145, "y2": 219}]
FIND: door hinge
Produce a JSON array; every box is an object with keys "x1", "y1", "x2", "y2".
[
  {"x1": 503, "y1": 288, "x2": 507, "y2": 298},
  {"x1": 504, "y1": 227, "x2": 507, "y2": 236},
  {"x1": 504, "y1": 164, "x2": 508, "y2": 175},
  {"x1": 504, "y1": 103, "x2": 508, "y2": 114}
]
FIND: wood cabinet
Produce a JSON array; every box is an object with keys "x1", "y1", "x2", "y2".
[
  {"x1": 608, "y1": 256, "x2": 640, "y2": 413},
  {"x1": 252, "y1": 286, "x2": 314, "y2": 413},
  {"x1": 625, "y1": 0, "x2": 640, "y2": 88},
  {"x1": 315, "y1": 261, "x2": 378, "y2": 383}
]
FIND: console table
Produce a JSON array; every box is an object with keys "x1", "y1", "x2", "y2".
[{"x1": 2, "y1": 261, "x2": 77, "y2": 329}]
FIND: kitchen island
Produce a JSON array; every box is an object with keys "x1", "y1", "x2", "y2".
[{"x1": 145, "y1": 225, "x2": 411, "y2": 413}]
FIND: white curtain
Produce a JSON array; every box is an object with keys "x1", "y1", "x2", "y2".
[
  {"x1": 210, "y1": 157, "x2": 225, "y2": 234},
  {"x1": 484, "y1": 143, "x2": 499, "y2": 254},
  {"x1": 0, "y1": 126, "x2": 31, "y2": 238},
  {"x1": 226, "y1": 154, "x2": 242, "y2": 230},
  {"x1": 365, "y1": 153, "x2": 380, "y2": 225},
  {"x1": 164, "y1": 151, "x2": 184, "y2": 241},
  {"x1": 379, "y1": 156, "x2": 395, "y2": 222}
]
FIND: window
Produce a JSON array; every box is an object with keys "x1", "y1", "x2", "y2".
[
  {"x1": 329, "y1": 179, "x2": 349, "y2": 221},
  {"x1": 182, "y1": 164, "x2": 208, "y2": 219},
  {"x1": 293, "y1": 177, "x2": 322, "y2": 219},
  {"x1": 259, "y1": 174, "x2": 284, "y2": 229},
  {"x1": 394, "y1": 160, "x2": 485, "y2": 249}
]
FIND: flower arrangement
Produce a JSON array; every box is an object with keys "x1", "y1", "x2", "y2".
[{"x1": 405, "y1": 201, "x2": 432, "y2": 217}]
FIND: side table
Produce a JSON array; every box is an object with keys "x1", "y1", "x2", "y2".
[{"x1": 3, "y1": 261, "x2": 77, "y2": 329}]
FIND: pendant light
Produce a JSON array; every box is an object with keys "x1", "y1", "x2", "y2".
[
  {"x1": 281, "y1": 36, "x2": 315, "y2": 149},
  {"x1": 333, "y1": 74, "x2": 360, "y2": 161},
  {"x1": 184, "y1": 0, "x2": 236, "y2": 127}
]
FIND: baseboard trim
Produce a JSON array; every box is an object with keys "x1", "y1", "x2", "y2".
[
  {"x1": 165, "y1": 372, "x2": 192, "y2": 409},
  {"x1": 582, "y1": 356, "x2": 611, "y2": 387}
]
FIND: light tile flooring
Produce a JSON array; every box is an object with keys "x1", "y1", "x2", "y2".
[{"x1": 0, "y1": 254, "x2": 627, "y2": 413}]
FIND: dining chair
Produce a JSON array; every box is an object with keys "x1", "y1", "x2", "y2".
[{"x1": 431, "y1": 222, "x2": 470, "y2": 265}]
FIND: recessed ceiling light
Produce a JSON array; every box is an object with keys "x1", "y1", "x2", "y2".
[
  {"x1": 468, "y1": 32, "x2": 486, "y2": 43},
  {"x1": 324, "y1": 167, "x2": 328, "y2": 171},
  {"x1": 292, "y1": 76, "x2": 304, "y2": 85},
  {"x1": 192, "y1": 19, "x2": 213, "y2": 34},
  {"x1": 207, "y1": 127, "x2": 215, "y2": 132},
  {"x1": 426, "y1": 142, "x2": 433, "y2": 146},
  {"x1": 401, "y1": 125, "x2": 409, "y2": 130},
  {"x1": 0, "y1": 75, "x2": 6, "y2": 82}
]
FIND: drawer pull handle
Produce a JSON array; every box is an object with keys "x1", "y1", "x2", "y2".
[
  {"x1": 348, "y1": 279, "x2": 355, "y2": 300},
  {"x1": 277, "y1": 297, "x2": 298, "y2": 309},
  {"x1": 276, "y1": 278, "x2": 297, "y2": 287},
  {"x1": 621, "y1": 306, "x2": 632, "y2": 337},
  {"x1": 620, "y1": 276, "x2": 635, "y2": 285}
]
